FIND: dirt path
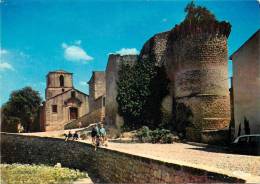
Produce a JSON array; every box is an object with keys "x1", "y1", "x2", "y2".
[
  {"x1": 21, "y1": 128, "x2": 84, "y2": 137},
  {"x1": 73, "y1": 177, "x2": 94, "y2": 184}
]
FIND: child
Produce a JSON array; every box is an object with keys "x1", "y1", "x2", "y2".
[{"x1": 99, "y1": 124, "x2": 107, "y2": 146}]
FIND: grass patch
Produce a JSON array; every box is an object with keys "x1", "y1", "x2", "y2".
[{"x1": 1, "y1": 163, "x2": 87, "y2": 184}]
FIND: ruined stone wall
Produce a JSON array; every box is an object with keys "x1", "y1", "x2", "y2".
[
  {"x1": 90, "y1": 96, "x2": 104, "y2": 111},
  {"x1": 1, "y1": 133, "x2": 244, "y2": 183},
  {"x1": 139, "y1": 31, "x2": 169, "y2": 67},
  {"x1": 166, "y1": 31, "x2": 231, "y2": 142},
  {"x1": 105, "y1": 54, "x2": 137, "y2": 128},
  {"x1": 138, "y1": 32, "x2": 173, "y2": 125},
  {"x1": 93, "y1": 73, "x2": 106, "y2": 99},
  {"x1": 88, "y1": 72, "x2": 106, "y2": 112}
]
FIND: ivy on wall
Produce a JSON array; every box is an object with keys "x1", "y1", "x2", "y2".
[{"x1": 116, "y1": 58, "x2": 169, "y2": 130}]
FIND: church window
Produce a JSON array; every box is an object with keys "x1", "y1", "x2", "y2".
[
  {"x1": 52, "y1": 105, "x2": 57, "y2": 113},
  {"x1": 102, "y1": 97, "x2": 106, "y2": 107},
  {"x1": 48, "y1": 91, "x2": 52, "y2": 98},
  {"x1": 47, "y1": 77, "x2": 51, "y2": 86},
  {"x1": 71, "y1": 91, "x2": 76, "y2": 98},
  {"x1": 59, "y1": 75, "x2": 64, "y2": 87}
]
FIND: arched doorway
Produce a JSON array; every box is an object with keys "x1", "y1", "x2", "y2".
[{"x1": 69, "y1": 107, "x2": 78, "y2": 120}]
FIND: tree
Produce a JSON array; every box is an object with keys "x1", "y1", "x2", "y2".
[
  {"x1": 1, "y1": 87, "x2": 42, "y2": 132},
  {"x1": 184, "y1": 1, "x2": 216, "y2": 25},
  {"x1": 117, "y1": 60, "x2": 154, "y2": 129}
]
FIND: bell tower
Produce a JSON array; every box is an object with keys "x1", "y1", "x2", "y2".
[{"x1": 45, "y1": 70, "x2": 73, "y2": 99}]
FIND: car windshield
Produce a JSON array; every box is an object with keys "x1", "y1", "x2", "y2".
[
  {"x1": 238, "y1": 137, "x2": 248, "y2": 143},
  {"x1": 249, "y1": 136, "x2": 260, "y2": 143}
]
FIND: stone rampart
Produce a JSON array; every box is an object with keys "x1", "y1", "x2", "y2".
[
  {"x1": 166, "y1": 23, "x2": 231, "y2": 142},
  {"x1": 1, "y1": 133, "x2": 245, "y2": 183},
  {"x1": 105, "y1": 54, "x2": 137, "y2": 128},
  {"x1": 139, "y1": 31, "x2": 169, "y2": 67}
]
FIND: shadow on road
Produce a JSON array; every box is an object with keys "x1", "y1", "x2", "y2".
[{"x1": 187, "y1": 144, "x2": 260, "y2": 157}]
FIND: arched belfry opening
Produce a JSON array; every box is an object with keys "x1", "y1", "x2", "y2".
[{"x1": 59, "y1": 75, "x2": 64, "y2": 87}]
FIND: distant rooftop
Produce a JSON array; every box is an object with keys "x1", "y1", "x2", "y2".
[
  {"x1": 87, "y1": 71, "x2": 105, "y2": 84},
  {"x1": 48, "y1": 70, "x2": 73, "y2": 74}
]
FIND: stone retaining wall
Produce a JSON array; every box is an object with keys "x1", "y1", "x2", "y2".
[{"x1": 0, "y1": 133, "x2": 244, "y2": 183}]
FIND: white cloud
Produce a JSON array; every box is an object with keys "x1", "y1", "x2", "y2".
[
  {"x1": 0, "y1": 49, "x2": 30, "y2": 60},
  {"x1": 79, "y1": 81, "x2": 87, "y2": 86},
  {"x1": 114, "y1": 48, "x2": 139, "y2": 56},
  {"x1": 62, "y1": 42, "x2": 93, "y2": 63},
  {"x1": 75, "y1": 40, "x2": 82, "y2": 45},
  {"x1": 62, "y1": 43, "x2": 68, "y2": 48},
  {"x1": 19, "y1": 51, "x2": 30, "y2": 58},
  {"x1": 40, "y1": 82, "x2": 46, "y2": 86},
  {"x1": 0, "y1": 49, "x2": 8, "y2": 55},
  {"x1": 162, "y1": 18, "x2": 168, "y2": 22},
  {"x1": 0, "y1": 62, "x2": 14, "y2": 71}
]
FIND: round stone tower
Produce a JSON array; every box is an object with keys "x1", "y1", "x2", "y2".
[{"x1": 166, "y1": 22, "x2": 231, "y2": 142}]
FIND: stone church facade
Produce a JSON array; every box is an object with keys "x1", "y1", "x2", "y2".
[
  {"x1": 40, "y1": 70, "x2": 89, "y2": 131},
  {"x1": 64, "y1": 71, "x2": 106, "y2": 129}
]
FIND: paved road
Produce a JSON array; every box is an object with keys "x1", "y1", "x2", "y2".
[
  {"x1": 97, "y1": 141, "x2": 260, "y2": 181},
  {"x1": 22, "y1": 131, "x2": 260, "y2": 182}
]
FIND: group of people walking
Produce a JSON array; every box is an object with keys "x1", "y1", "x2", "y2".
[
  {"x1": 91, "y1": 123, "x2": 107, "y2": 149},
  {"x1": 64, "y1": 131, "x2": 79, "y2": 141},
  {"x1": 63, "y1": 122, "x2": 107, "y2": 150}
]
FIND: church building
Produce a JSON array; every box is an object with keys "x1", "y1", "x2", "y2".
[{"x1": 40, "y1": 70, "x2": 89, "y2": 131}]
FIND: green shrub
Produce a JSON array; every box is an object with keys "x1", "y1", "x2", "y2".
[
  {"x1": 150, "y1": 129, "x2": 173, "y2": 144},
  {"x1": 136, "y1": 126, "x2": 174, "y2": 144},
  {"x1": 161, "y1": 132, "x2": 174, "y2": 143},
  {"x1": 136, "y1": 126, "x2": 151, "y2": 143}
]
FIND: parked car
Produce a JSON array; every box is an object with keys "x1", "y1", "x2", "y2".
[{"x1": 230, "y1": 134, "x2": 260, "y2": 155}]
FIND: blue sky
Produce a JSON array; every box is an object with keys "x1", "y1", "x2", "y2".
[{"x1": 0, "y1": 0, "x2": 259, "y2": 105}]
